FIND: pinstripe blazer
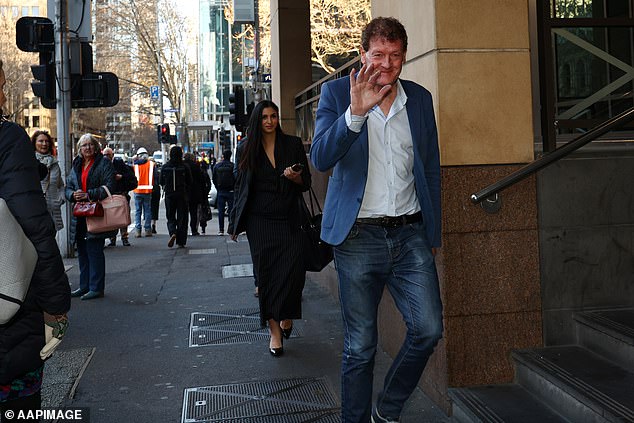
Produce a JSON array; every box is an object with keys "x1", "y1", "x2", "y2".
[{"x1": 228, "y1": 133, "x2": 311, "y2": 235}]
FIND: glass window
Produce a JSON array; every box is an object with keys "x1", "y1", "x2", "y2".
[
  {"x1": 32, "y1": 6, "x2": 39, "y2": 16},
  {"x1": 24, "y1": 116, "x2": 30, "y2": 128},
  {"x1": 0, "y1": 6, "x2": 7, "y2": 16},
  {"x1": 21, "y1": 6, "x2": 28, "y2": 16},
  {"x1": 32, "y1": 116, "x2": 40, "y2": 127},
  {"x1": 552, "y1": 0, "x2": 632, "y2": 18},
  {"x1": 32, "y1": 98, "x2": 39, "y2": 109},
  {"x1": 12, "y1": 6, "x2": 19, "y2": 18}
]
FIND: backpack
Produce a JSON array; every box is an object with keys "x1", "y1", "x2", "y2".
[{"x1": 214, "y1": 161, "x2": 235, "y2": 191}]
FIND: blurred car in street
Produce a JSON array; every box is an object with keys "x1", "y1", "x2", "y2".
[
  {"x1": 152, "y1": 151, "x2": 164, "y2": 165},
  {"x1": 114, "y1": 153, "x2": 132, "y2": 165}
]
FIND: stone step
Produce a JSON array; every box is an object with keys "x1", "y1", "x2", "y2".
[
  {"x1": 449, "y1": 384, "x2": 571, "y2": 423},
  {"x1": 513, "y1": 346, "x2": 634, "y2": 423},
  {"x1": 574, "y1": 308, "x2": 634, "y2": 370}
]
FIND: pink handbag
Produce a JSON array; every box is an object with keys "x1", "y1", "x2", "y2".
[{"x1": 86, "y1": 186, "x2": 131, "y2": 233}]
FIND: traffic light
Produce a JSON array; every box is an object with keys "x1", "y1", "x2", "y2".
[
  {"x1": 220, "y1": 130, "x2": 231, "y2": 147},
  {"x1": 229, "y1": 86, "x2": 245, "y2": 132},
  {"x1": 16, "y1": 17, "x2": 119, "y2": 109},
  {"x1": 16, "y1": 17, "x2": 56, "y2": 108},
  {"x1": 160, "y1": 124, "x2": 170, "y2": 144}
]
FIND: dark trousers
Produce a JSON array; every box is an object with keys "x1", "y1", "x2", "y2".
[
  {"x1": 165, "y1": 193, "x2": 189, "y2": 246},
  {"x1": 76, "y1": 218, "x2": 106, "y2": 293},
  {"x1": 189, "y1": 200, "x2": 199, "y2": 234},
  {"x1": 216, "y1": 190, "x2": 234, "y2": 232},
  {"x1": 1, "y1": 391, "x2": 41, "y2": 422}
]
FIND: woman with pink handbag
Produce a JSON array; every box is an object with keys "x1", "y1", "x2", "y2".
[{"x1": 65, "y1": 134, "x2": 116, "y2": 300}]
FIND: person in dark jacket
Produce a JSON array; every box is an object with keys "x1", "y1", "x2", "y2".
[
  {"x1": 65, "y1": 134, "x2": 116, "y2": 300},
  {"x1": 198, "y1": 162, "x2": 212, "y2": 234},
  {"x1": 160, "y1": 146, "x2": 192, "y2": 248},
  {"x1": 183, "y1": 153, "x2": 205, "y2": 236},
  {"x1": 228, "y1": 100, "x2": 311, "y2": 357},
  {"x1": 212, "y1": 149, "x2": 236, "y2": 235},
  {"x1": 150, "y1": 159, "x2": 162, "y2": 234},
  {"x1": 0, "y1": 59, "x2": 70, "y2": 418},
  {"x1": 102, "y1": 147, "x2": 138, "y2": 246}
]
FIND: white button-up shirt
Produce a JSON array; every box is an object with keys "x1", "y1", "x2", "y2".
[{"x1": 345, "y1": 80, "x2": 421, "y2": 218}]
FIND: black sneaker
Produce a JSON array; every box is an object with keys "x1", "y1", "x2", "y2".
[
  {"x1": 151, "y1": 224, "x2": 157, "y2": 234},
  {"x1": 122, "y1": 238, "x2": 131, "y2": 246}
]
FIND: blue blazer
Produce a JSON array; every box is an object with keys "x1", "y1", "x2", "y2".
[{"x1": 310, "y1": 77, "x2": 441, "y2": 247}]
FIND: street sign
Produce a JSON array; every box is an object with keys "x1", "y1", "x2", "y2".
[
  {"x1": 262, "y1": 73, "x2": 271, "y2": 83},
  {"x1": 164, "y1": 108, "x2": 179, "y2": 113},
  {"x1": 150, "y1": 85, "x2": 159, "y2": 100}
]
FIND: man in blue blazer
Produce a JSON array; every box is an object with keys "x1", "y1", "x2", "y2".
[{"x1": 310, "y1": 17, "x2": 443, "y2": 423}]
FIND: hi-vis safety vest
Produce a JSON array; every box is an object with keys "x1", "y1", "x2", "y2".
[{"x1": 133, "y1": 161, "x2": 155, "y2": 194}]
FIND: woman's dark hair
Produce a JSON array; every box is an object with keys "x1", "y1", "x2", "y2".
[
  {"x1": 31, "y1": 130, "x2": 54, "y2": 154},
  {"x1": 239, "y1": 100, "x2": 283, "y2": 171},
  {"x1": 169, "y1": 145, "x2": 183, "y2": 164},
  {"x1": 361, "y1": 17, "x2": 408, "y2": 53}
]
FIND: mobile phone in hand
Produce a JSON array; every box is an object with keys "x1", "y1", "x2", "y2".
[{"x1": 291, "y1": 163, "x2": 304, "y2": 172}]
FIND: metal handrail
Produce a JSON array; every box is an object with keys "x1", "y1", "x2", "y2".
[{"x1": 470, "y1": 106, "x2": 634, "y2": 204}]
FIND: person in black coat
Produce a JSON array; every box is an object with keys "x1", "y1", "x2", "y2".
[
  {"x1": 160, "y1": 146, "x2": 192, "y2": 247},
  {"x1": 102, "y1": 147, "x2": 138, "y2": 246},
  {"x1": 228, "y1": 100, "x2": 311, "y2": 357},
  {"x1": 183, "y1": 153, "x2": 206, "y2": 236},
  {"x1": 0, "y1": 59, "x2": 70, "y2": 417},
  {"x1": 65, "y1": 134, "x2": 116, "y2": 300}
]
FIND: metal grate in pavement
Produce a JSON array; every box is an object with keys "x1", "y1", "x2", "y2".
[
  {"x1": 189, "y1": 309, "x2": 302, "y2": 347},
  {"x1": 222, "y1": 264, "x2": 254, "y2": 278},
  {"x1": 189, "y1": 248, "x2": 218, "y2": 255},
  {"x1": 182, "y1": 377, "x2": 340, "y2": 422}
]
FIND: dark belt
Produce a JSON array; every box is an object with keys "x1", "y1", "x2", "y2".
[{"x1": 356, "y1": 211, "x2": 422, "y2": 228}]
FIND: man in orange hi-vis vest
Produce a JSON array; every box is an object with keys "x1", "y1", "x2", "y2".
[{"x1": 133, "y1": 147, "x2": 156, "y2": 237}]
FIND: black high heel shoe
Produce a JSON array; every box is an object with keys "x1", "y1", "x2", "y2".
[
  {"x1": 269, "y1": 337, "x2": 284, "y2": 357},
  {"x1": 281, "y1": 324, "x2": 293, "y2": 340}
]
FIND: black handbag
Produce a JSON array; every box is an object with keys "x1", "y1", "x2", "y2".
[{"x1": 300, "y1": 187, "x2": 334, "y2": 272}]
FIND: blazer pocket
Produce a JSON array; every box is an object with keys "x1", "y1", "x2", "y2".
[{"x1": 322, "y1": 176, "x2": 341, "y2": 229}]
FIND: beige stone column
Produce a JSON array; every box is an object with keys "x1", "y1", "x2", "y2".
[
  {"x1": 269, "y1": 0, "x2": 312, "y2": 136},
  {"x1": 371, "y1": 0, "x2": 543, "y2": 414}
]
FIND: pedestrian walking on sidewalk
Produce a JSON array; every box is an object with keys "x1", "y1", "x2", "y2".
[
  {"x1": 102, "y1": 147, "x2": 137, "y2": 247},
  {"x1": 32, "y1": 130, "x2": 65, "y2": 232},
  {"x1": 310, "y1": 17, "x2": 444, "y2": 423},
  {"x1": 0, "y1": 59, "x2": 70, "y2": 419},
  {"x1": 133, "y1": 147, "x2": 156, "y2": 238},
  {"x1": 229, "y1": 100, "x2": 311, "y2": 357},
  {"x1": 150, "y1": 157, "x2": 162, "y2": 234},
  {"x1": 212, "y1": 149, "x2": 235, "y2": 235},
  {"x1": 184, "y1": 153, "x2": 206, "y2": 236},
  {"x1": 66, "y1": 134, "x2": 116, "y2": 300},
  {"x1": 160, "y1": 145, "x2": 192, "y2": 248}
]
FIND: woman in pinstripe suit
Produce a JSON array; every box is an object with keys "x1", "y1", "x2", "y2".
[{"x1": 229, "y1": 100, "x2": 311, "y2": 357}]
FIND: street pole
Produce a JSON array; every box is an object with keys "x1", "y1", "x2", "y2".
[
  {"x1": 55, "y1": 0, "x2": 72, "y2": 257},
  {"x1": 254, "y1": 0, "x2": 261, "y2": 102},
  {"x1": 156, "y1": 2, "x2": 167, "y2": 159}
]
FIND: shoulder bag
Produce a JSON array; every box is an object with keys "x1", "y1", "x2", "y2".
[
  {"x1": 300, "y1": 187, "x2": 334, "y2": 272},
  {"x1": 0, "y1": 198, "x2": 38, "y2": 324},
  {"x1": 86, "y1": 186, "x2": 131, "y2": 233}
]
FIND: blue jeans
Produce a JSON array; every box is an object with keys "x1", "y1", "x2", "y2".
[
  {"x1": 76, "y1": 219, "x2": 106, "y2": 293},
  {"x1": 334, "y1": 221, "x2": 443, "y2": 423},
  {"x1": 134, "y1": 193, "x2": 152, "y2": 232},
  {"x1": 216, "y1": 190, "x2": 234, "y2": 232}
]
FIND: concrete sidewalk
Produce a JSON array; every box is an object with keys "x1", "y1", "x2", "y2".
[{"x1": 45, "y1": 209, "x2": 450, "y2": 422}]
